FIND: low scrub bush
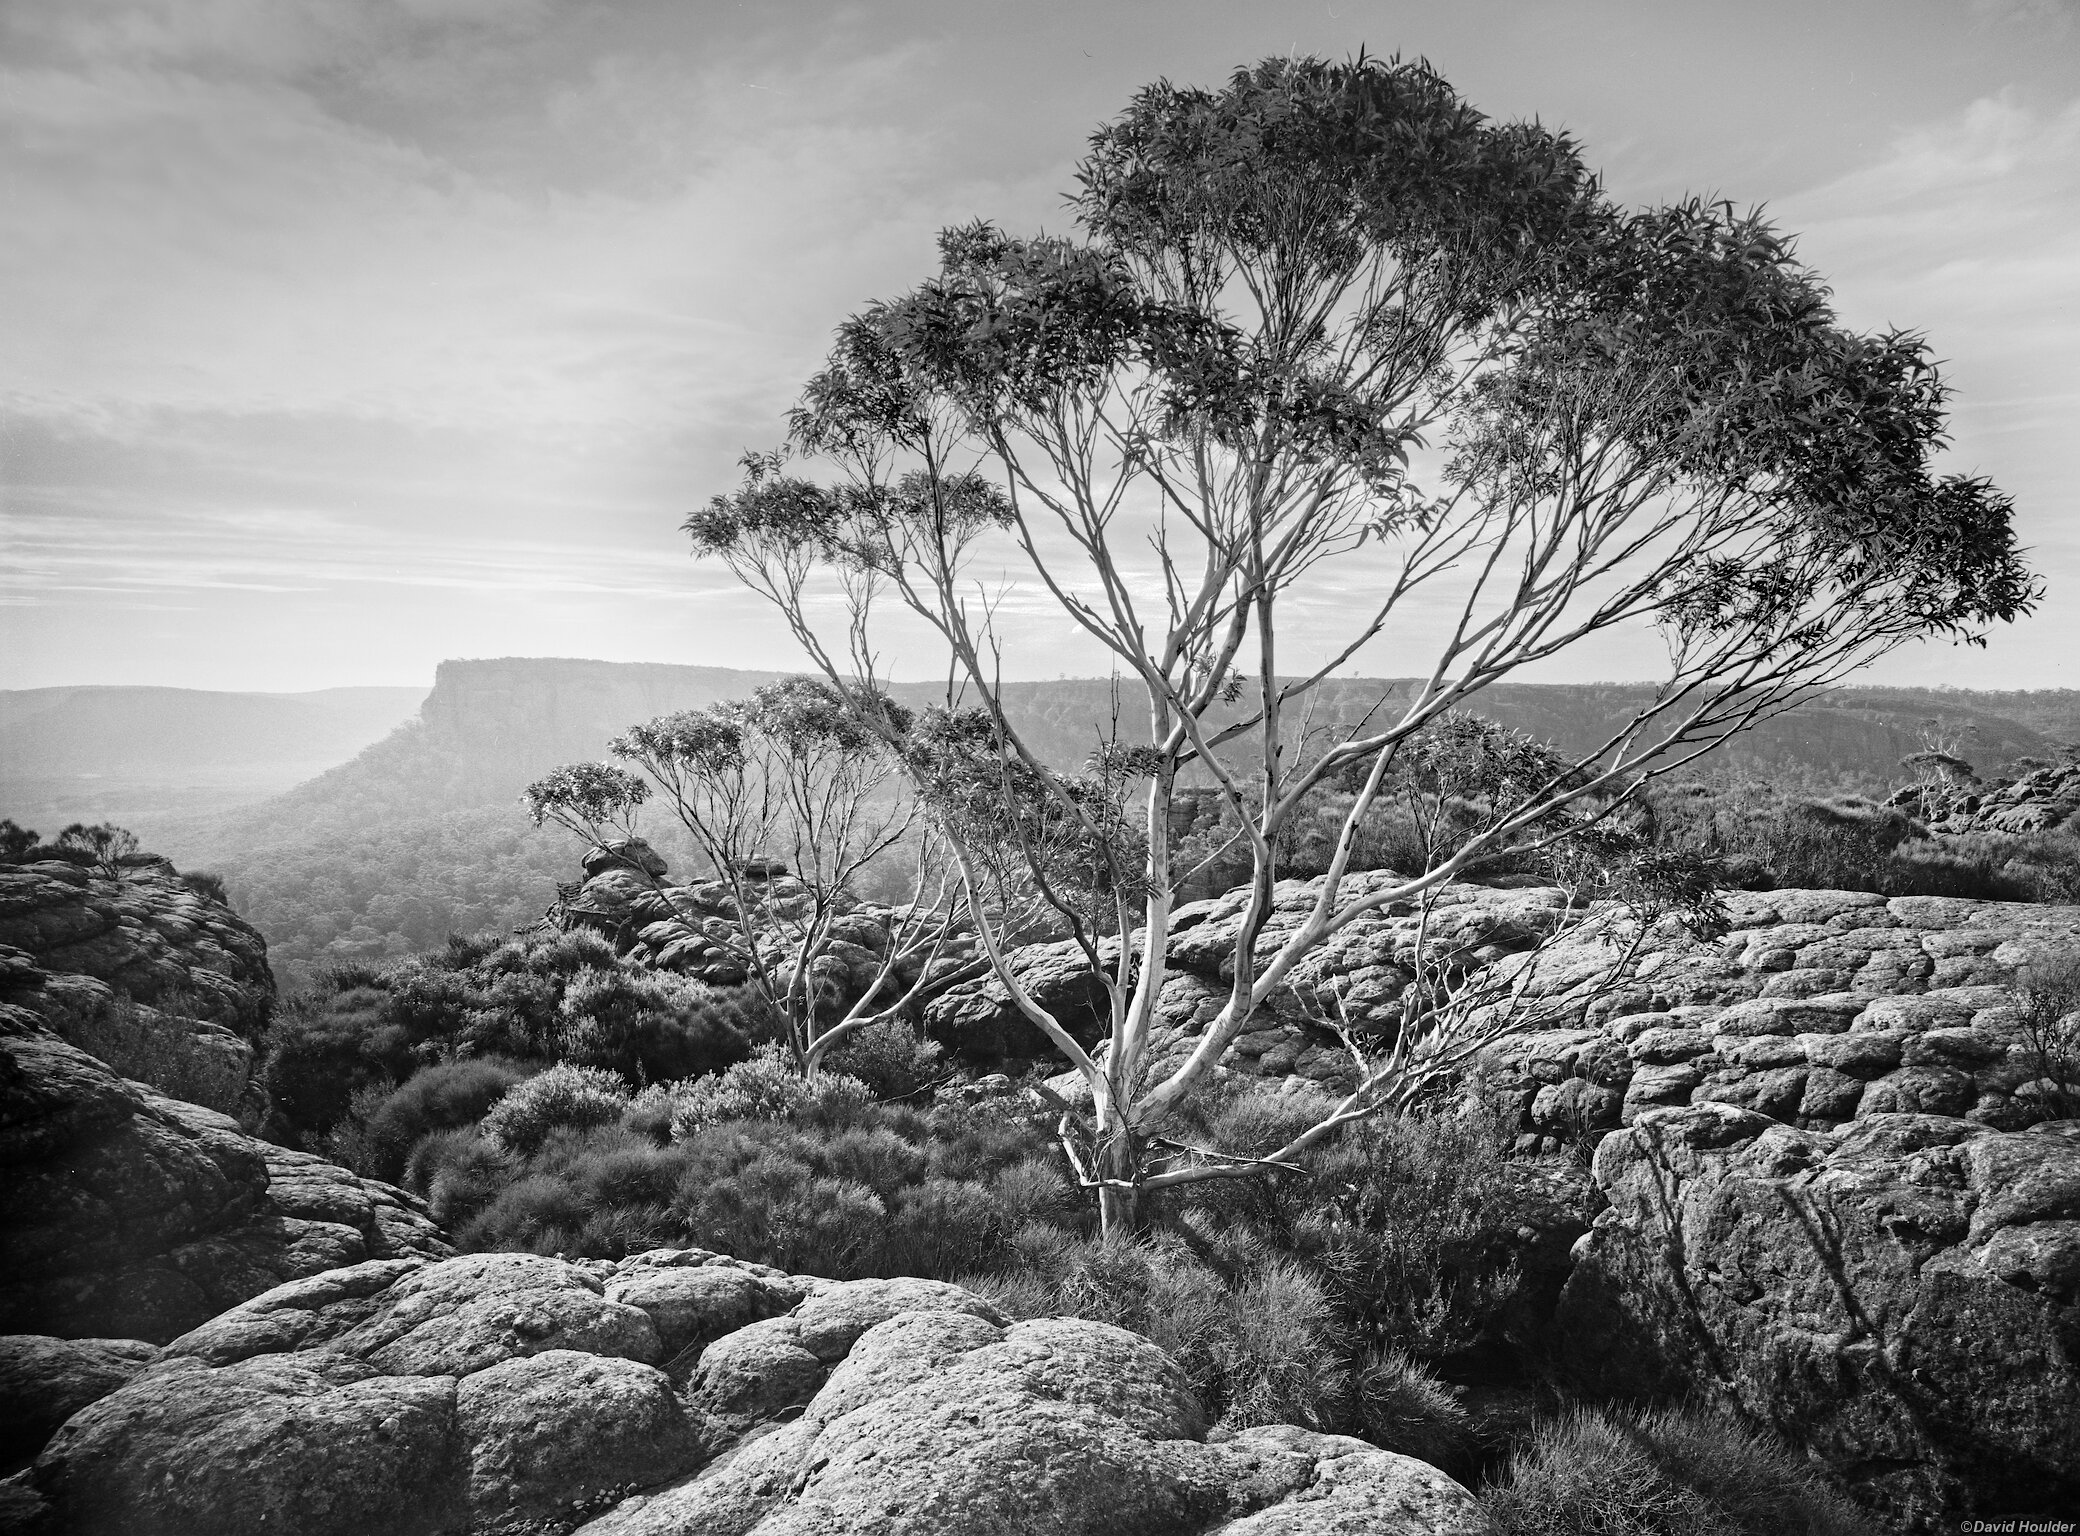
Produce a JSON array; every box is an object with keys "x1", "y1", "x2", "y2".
[
  {"x1": 822, "y1": 1016, "x2": 946, "y2": 1100},
  {"x1": 1641, "y1": 779, "x2": 2077, "y2": 901},
  {"x1": 553, "y1": 965, "x2": 751, "y2": 1082},
  {"x1": 257, "y1": 987, "x2": 403, "y2": 1148},
  {"x1": 356, "y1": 1057, "x2": 532, "y2": 1182},
  {"x1": 1352, "y1": 1345, "x2": 1470, "y2": 1467},
  {"x1": 427, "y1": 1081, "x2": 1075, "y2": 1271},
  {"x1": 1265, "y1": 1092, "x2": 1555, "y2": 1364},
  {"x1": 406, "y1": 1127, "x2": 511, "y2": 1230},
  {"x1": 479, "y1": 1063, "x2": 630, "y2": 1154},
  {"x1": 666, "y1": 1044, "x2": 874, "y2": 1137},
  {"x1": 179, "y1": 869, "x2": 230, "y2": 905},
  {"x1": 1481, "y1": 1401, "x2": 1874, "y2": 1536},
  {"x1": 255, "y1": 928, "x2": 764, "y2": 1150},
  {"x1": 2015, "y1": 943, "x2": 2080, "y2": 1117}
]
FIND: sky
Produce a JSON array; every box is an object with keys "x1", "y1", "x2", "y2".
[{"x1": 2, "y1": 0, "x2": 2076, "y2": 693}]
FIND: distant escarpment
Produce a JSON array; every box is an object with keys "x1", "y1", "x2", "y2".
[
  {"x1": 140, "y1": 659, "x2": 2080, "y2": 986},
  {"x1": 0, "y1": 858, "x2": 450, "y2": 1348}
]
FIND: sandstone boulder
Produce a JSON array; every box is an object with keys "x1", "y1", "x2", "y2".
[
  {"x1": 587, "y1": 1312, "x2": 1485, "y2": 1536},
  {"x1": 1557, "y1": 1103, "x2": 2080, "y2": 1532},
  {"x1": 0, "y1": 1335, "x2": 158, "y2": 1468},
  {"x1": 458, "y1": 1350, "x2": 702, "y2": 1525},
  {"x1": 0, "y1": 1031, "x2": 449, "y2": 1342},
  {"x1": 0, "y1": 862, "x2": 272, "y2": 1034},
  {"x1": 37, "y1": 1352, "x2": 469, "y2": 1536},
  {"x1": 31, "y1": 1248, "x2": 1486, "y2": 1536}
]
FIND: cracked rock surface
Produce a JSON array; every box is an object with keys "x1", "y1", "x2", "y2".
[
  {"x1": 1557, "y1": 1103, "x2": 2080, "y2": 1532},
  {"x1": 28, "y1": 1248, "x2": 1485, "y2": 1536},
  {"x1": 0, "y1": 1030, "x2": 449, "y2": 1345}
]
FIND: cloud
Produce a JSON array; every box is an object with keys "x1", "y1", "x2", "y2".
[
  {"x1": 0, "y1": 24, "x2": 976, "y2": 439},
  {"x1": 1781, "y1": 91, "x2": 2080, "y2": 481},
  {"x1": 1777, "y1": 89, "x2": 2080, "y2": 684}
]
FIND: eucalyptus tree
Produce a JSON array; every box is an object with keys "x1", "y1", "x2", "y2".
[
  {"x1": 687, "y1": 55, "x2": 2035, "y2": 1228},
  {"x1": 525, "y1": 678, "x2": 967, "y2": 1074}
]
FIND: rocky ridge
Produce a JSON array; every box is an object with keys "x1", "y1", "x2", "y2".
[
  {"x1": 0, "y1": 858, "x2": 275, "y2": 1114},
  {"x1": 1886, "y1": 759, "x2": 2080, "y2": 837},
  {"x1": 22, "y1": 1249, "x2": 1486, "y2": 1536}
]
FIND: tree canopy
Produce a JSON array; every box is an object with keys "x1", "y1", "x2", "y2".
[{"x1": 686, "y1": 54, "x2": 2035, "y2": 1229}]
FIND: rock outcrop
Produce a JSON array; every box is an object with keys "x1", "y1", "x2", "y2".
[
  {"x1": 0, "y1": 1335, "x2": 158, "y2": 1469},
  {"x1": 0, "y1": 858, "x2": 275, "y2": 1113},
  {"x1": 931, "y1": 872, "x2": 1577, "y2": 1083},
  {"x1": 1557, "y1": 1104, "x2": 2080, "y2": 1532},
  {"x1": 0, "y1": 1029, "x2": 449, "y2": 1347},
  {"x1": 1888, "y1": 760, "x2": 2080, "y2": 836},
  {"x1": 921, "y1": 874, "x2": 2080, "y2": 1143},
  {"x1": 560, "y1": 843, "x2": 994, "y2": 1051},
  {"x1": 1477, "y1": 888, "x2": 2080, "y2": 1146},
  {"x1": 0, "y1": 859, "x2": 272, "y2": 1032},
  {"x1": 27, "y1": 1248, "x2": 1486, "y2": 1536}
]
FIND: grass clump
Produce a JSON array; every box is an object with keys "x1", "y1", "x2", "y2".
[{"x1": 1481, "y1": 1402, "x2": 1876, "y2": 1536}]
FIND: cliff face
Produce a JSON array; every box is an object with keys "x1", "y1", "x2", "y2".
[{"x1": 414, "y1": 658, "x2": 792, "y2": 791}]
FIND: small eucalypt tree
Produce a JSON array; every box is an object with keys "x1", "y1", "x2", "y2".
[
  {"x1": 687, "y1": 55, "x2": 2035, "y2": 1229},
  {"x1": 524, "y1": 678, "x2": 972, "y2": 1075}
]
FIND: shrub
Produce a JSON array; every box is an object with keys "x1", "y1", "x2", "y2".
[
  {"x1": 621, "y1": 1081, "x2": 685, "y2": 1143},
  {"x1": 405, "y1": 1127, "x2": 511, "y2": 1229},
  {"x1": 458, "y1": 1170, "x2": 601, "y2": 1255},
  {"x1": 1481, "y1": 1402, "x2": 1874, "y2": 1536},
  {"x1": 179, "y1": 870, "x2": 230, "y2": 905},
  {"x1": 990, "y1": 1232, "x2": 1350, "y2": 1432},
  {"x1": 0, "y1": 819, "x2": 37, "y2": 863},
  {"x1": 670, "y1": 1139, "x2": 890, "y2": 1274},
  {"x1": 822, "y1": 1016, "x2": 945, "y2": 1100},
  {"x1": 1352, "y1": 1346, "x2": 1469, "y2": 1467},
  {"x1": 56, "y1": 821, "x2": 139, "y2": 876},
  {"x1": 553, "y1": 966, "x2": 751, "y2": 1082},
  {"x1": 2015, "y1": 943, "x2": 2080, "y2": 1118},
  {"x1": 1264, "y1": 1092, "x2": 1548, "y2": 1364},
  {"x1": 357, "y1": 1057, "x2": 532, "y2": 1181},
  {"x1": 257, "y1": 989, "x2": 396, "y2": 1147},
  {"x1": 479, "y1": 1063, "x2": 630, "y2": 1154},
  {"x1": 1217, "y1": 1258, "x2": 1349, "y2": 1430},
  {"x1": 667, "y1": 1044, "x2": 873, "y2": 1138},
  {"x1": 320, "y1": 1081, "x2": 393, "y2": 1171}
]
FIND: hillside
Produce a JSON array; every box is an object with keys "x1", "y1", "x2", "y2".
[
  {"x1": 0, "y1": 684, "x2": 427, "y2": 827},
  {"x1": 116, "y1": 658, "x2": 2080, "y2": 990}
]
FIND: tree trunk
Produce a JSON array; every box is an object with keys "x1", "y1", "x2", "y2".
[{"x1": 1095, "y1": 1120, "x2": 1144, "y2": 1236}]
